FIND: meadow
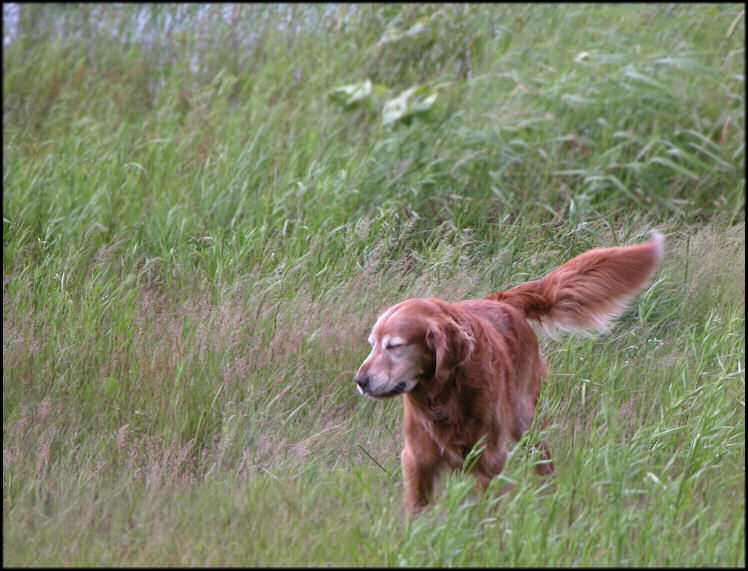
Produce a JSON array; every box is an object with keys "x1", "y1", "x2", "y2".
[{"x1": 2, "y1": 3, "x2": 745, "y2": 566}]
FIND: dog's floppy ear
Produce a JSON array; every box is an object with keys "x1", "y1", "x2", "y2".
[{"x1": 425, "y1": 317, "x2": 474, "y2": 384}]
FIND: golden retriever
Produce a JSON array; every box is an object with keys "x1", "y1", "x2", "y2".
[{"x1": 354, "y1": 232, "x2": 664, "y2": 512}]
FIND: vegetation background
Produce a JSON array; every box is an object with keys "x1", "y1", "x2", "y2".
[{"x1": 3, "y1": 3, "x2": 744, "y2": 566}]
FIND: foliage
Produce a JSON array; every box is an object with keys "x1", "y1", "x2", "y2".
[{"x1": 3, "y1": 3, "x2": 745, "y2": 567}]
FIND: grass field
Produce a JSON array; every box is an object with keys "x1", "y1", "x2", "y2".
[{"x1": 3, "y1": 3, "x2": 745, "y2": 566}]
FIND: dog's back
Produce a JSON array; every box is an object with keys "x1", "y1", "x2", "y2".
[{"x1": 454, "y1": 298, "x2": 549, "y2": 445}]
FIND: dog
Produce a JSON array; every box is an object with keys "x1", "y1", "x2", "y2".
[{"x1": 354, "y1": 232, "x2": 664, "y2": 512}]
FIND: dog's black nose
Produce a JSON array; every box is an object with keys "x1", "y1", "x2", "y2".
[{"x1": 354, "y1": 372, "x2": 369, "y2": 393}]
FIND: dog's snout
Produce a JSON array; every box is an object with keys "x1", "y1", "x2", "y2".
[{"x1": 354, "y1": 372, "x2": 369, "y2": 393}]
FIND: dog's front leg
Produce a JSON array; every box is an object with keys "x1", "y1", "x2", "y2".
[
  {"x1": 401, "y1": 444, "x2": 443, "y2": 513},
  {"x1": 472, "y1": 439, "x2": 514, "y2": 496}
]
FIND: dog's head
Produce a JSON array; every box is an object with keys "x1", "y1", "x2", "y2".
[{"x1": 354, "y1": 298, "x2": 474, "y2": 399}]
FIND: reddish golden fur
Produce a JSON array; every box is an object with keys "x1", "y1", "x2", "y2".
[{"x1": 355, "y1": 233, "x2": 664, "y2": 512}]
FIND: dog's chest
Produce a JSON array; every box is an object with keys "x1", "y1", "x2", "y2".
[{"x1": 417, "y1": 401, "x2": 485, "y2": 466}]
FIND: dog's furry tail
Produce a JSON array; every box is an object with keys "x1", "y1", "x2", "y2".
[{"x1": 486, "y1": 232, "x2": 665, "y2": 335}]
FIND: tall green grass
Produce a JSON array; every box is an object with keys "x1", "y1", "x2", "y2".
[{"x1": 3, "y1": 4, "x2": 745, "y2": 566}]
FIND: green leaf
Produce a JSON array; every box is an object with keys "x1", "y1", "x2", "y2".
[
  {"x1": 327, "y1": 79, "x2": 388, "y2": 111},
  {"x1": 377, "y1": 17, "x2": 431, "y2": 46},
  {"x1": 649, "y1": 156, "x2": 699, "y2": 180},
  {"x1": 382, "y1": 86, "x2": 438, "y2": 125}
]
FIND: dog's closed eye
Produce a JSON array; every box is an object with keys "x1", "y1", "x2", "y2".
[
  {"x1": 366, "y1": 337, "x2": 407, "y2": 350},
  {"x1": 382, "y1": 336, "x2": 409, "y2": 350}
]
